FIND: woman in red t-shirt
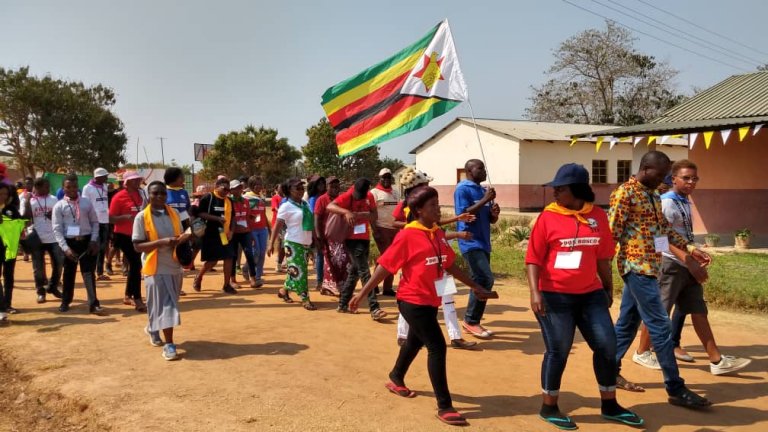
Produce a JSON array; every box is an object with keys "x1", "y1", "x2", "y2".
[
  {"x1": 350, "y1": 187, "x2": 495, "y2": 427},
  {"x1": 109, "y1": 171, "x2": 147, "y2": 312},
  {"x1": 525, "y1": 163, "x2": 642, "y2": 429}
]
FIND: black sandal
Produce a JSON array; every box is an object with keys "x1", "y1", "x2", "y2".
[
  {"x1": 302, "y1": 301, "x2": 317, "y2": 311},
  {"x1": 277, "y1": 290, "x2": 294, "y2": 303}
]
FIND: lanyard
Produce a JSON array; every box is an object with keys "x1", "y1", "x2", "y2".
[
  {"x1": 128, "y1": 190, "x2": 144, "y2": 211},
  {"x1": 646, "y1": 192, "x2": 663, "y2": 230},
  {"x1": 569, "y1": 217, "x2": 581, "y2": 252},
  {"x1": 33, "y1": 196, "x2": 49, "y2": 218},
  {"x1": 66, "y1": 200, "x2": 79, "y2": 223},
  {"x1": 423, "y1": 231, "x2": 444, "y2": 278},
  {"x1": 671, "y1": 198, "x2": 694, "y2": 242}
]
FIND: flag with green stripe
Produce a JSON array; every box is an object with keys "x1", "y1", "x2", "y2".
[{"x1": 321, "y1": 19, "x2": 468, "y2": 157}]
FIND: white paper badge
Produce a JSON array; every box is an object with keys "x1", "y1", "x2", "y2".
[
  {"x1": 66, "y1": 225, "x2": 81, "y2": 237},
  {"x1": 255, "y1": 214, "x2": 262, "y2": 223},
  {"x1": 353, "y1": 223, "x2": 366, "y2": 235},
  {"x1": 237, "y1": 219, "x2": 248, "y2": 227},
  {"x1": 434, "y1": 274, "x2": 458, "y2": 297},
  {"x1": 654, "y1": 236, "x2": 670, "y2": 253},
  {"x1": 554, "y1": 251, "x2": 582, "y2": 269}
]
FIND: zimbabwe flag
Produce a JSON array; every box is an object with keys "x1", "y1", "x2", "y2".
[{"x1": 321, "y1": 19, "x2": 468, "y2": 157}]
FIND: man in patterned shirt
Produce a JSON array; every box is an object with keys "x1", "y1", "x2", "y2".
[{"x1": 609, "y1": 151, "x2": 712, "y2": 409}]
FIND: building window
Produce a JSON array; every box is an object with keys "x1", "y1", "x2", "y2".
[
  {"x1": 616, "y1": 160, "x2": 632, "y2": 183},
  {"x1": 592, "y1": 160, "x2": 608, "y2": 184}
]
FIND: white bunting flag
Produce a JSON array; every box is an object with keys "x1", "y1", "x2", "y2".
[
  {"x1": 609, "y1": 137, "x2": 618, "y2": 150},
  {"x1": 660, "y1": 135, "x2": 670, "y2": 145},
  {"x1": 754, "y1": 124, "x2": 763, "y2": 136},
  {"x1": 633, "y1": 136, "x2": 642, "y2": 147},
  {"x1": 689, "y1": 132, "x2": 699, "y2": 150},
  {"x1": 720, "y1": 129, "x2": 731, "y2": 145}
]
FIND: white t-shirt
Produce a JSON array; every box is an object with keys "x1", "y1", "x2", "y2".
[
  {"x1": 276, "y1": 200, "x2": 313, "y2": 246},
  {"x1": 82, "y1": 182, "x2": 110, "y2": 224},
  {"x1": 26, "y1": 195, "x2": 58, "y2": 244},
  {"x1": 370, "y1": 187, "x2": 400, "y2": 229}
]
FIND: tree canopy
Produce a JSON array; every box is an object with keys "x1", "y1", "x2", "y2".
[
  {"x1": 301, "y1": 118, "x2": 404, "y2": 183},
  {"x1": 199, "y1": 125, "x2": 301, "y2": 187},
  {"x1": 525, "y1": 21, "x2": 686, "y2": 126},
  {"x1": 0, "y1": 67, "x2": 127, "y2": 176}
]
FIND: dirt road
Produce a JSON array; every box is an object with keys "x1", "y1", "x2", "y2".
[{"x1": 1, "y1": 258, "x2": 766, "y2": 431}]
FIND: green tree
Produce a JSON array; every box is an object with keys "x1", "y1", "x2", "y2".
[
  {"x1": 0, "y1": 67, "x2": 127, "y2": 176},
  {"x1": 525, "y1": 21, "x2": 686, "y2": 126},
  {"x1": 200, "y1": 125, "x2": 301, "y2": 187},
  {"x1": 302, "y1": 118, "x2": 404, "y2": 182}
]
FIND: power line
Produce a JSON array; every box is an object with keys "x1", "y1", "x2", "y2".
[
  {"x1": 600, "y1": 0, "x2": 763, "y2": 67},
  {"x1": 560, "y1": 0, "x2": 750, "y2": 72},
  {"x1": 635, "y1": 0, "x2": 768, "y2": 59}
]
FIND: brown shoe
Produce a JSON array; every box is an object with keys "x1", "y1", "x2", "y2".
[
  {"x1": 134, "y1": 299, "x2": 147, "y2": 313},
  {"x1": 450, "y1": 339, "x2": 479, "y2": 350},
  {"x1": 123, "y1": 296, "x2": 135, "y2": 306}
]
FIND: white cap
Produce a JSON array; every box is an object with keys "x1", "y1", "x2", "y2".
[
  {"x1": 378, "y1": 168, "x2": 392, "y2": 176},
  {"x1": 229, "y1": 179, "x2": 243, "y2": 189},
  {"x1": 93, "y1": 167, "x2": 109, "y2": 178}
]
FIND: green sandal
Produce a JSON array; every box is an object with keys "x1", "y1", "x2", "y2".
[
  {"x1": 539, "y1": 413, "x2": 578, "y2": 430},
  {"x1": 602, "y1": 411, "x2": 644, "y2": 426}
]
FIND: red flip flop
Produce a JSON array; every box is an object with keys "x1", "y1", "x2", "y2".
[
  {"x1": 436, "y1": 409, "x2": 469, "y2": 426},
  {"x1": 384, "y1": 382, "x2": 416, "y2": 398}
]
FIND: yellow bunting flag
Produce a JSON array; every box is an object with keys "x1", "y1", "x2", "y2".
[
  {"x1": 703, "y1": 131, "x2": 714, "y2": 149},
  {"x1": 570, "y1": 137, "x2": 577, "y2": 147},
  {"x1": 595, "y1": 136, "x2": 604, "y2": 153},
  {"x1": 647, "y1": 136, "x2": 657, "y2": 145},
  {"x1": 738, "y1": 126, "x2": 750, "y2": 141}
]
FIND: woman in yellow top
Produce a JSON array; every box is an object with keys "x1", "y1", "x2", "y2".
[{"x1": 133, "y1": 181, "x2": 192, "y2": 361}]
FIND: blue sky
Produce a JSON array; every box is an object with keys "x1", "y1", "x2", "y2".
[{"x1": 2, "y1": 0, "x2": 766, "y2": 169}]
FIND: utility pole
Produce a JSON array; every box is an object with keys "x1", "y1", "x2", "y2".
[{"x1": 157, "y1": 137, "x2": 166, "y2": 167}]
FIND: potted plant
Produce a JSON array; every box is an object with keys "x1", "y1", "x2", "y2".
[
  {"x1": 704, "y1": 233, "x2": 720, "y2": 248},
  {"x1": 735, "y1": 228, "x2": 751, "y2": 249}
]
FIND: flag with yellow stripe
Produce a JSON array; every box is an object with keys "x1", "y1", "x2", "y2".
[{"x1": 321, "y1": 19, "x2": 468, "y2": 157}]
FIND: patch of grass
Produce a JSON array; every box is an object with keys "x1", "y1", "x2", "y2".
[{"x1": 705, "y1": 252, "x2": 768, "y2": 312}]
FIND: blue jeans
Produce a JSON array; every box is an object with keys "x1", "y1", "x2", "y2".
[
  {"x1": 249, "y1": 228, "x2": 268, "y2": 280},
  {"x1": 536, "y1": 290, "x2": 616, "y2": 393},
  {"x1": 315, "y1": 250, "x2": 324, "y2": 286},
  {"x1": 615, "y1": 272, "x2": 685, "y2": 395},
  {"x1": 462, "y1": 249, "x2": 493, "y2": 325}
]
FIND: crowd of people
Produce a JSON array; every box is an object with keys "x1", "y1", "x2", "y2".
[{"x1": 0, "y1": 152, "x2": 753, "y2": 428}]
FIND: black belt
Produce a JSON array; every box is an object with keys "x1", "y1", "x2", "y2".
[{"x1": 66, "y1": 236, "x2": 89, "y2": 242}]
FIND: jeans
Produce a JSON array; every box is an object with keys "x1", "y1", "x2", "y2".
[
  {"x1": 113, "y1": 233, "x2": 142, "y2": 299},
  {"x1": 32, "y1": 242, "x2": 64, "y2": 295},
  {"x1": 338, "y1": 239, "x2": 380, "y2": 312},
  {"x1": 393, "y1": 300, "x2": 452, "y2": 410},
  {"x1": 249, "y1": 228, "x2": 268, "y2": 281},
  {"x1": 230, "y1": 232, "x2": 256, "y2": 277},
  {"x1": 61, "y1": 238, "x2": 100, "y2": 308},
  {"x1": 95, "y1": 223, "x2": 110, "y2": 275},
  {"x1": 315, "y1": 250, "x2": 324, "y2": 286},
  {"x1": 614, "y1": 272, "x2": 685, "y2": 395},
  {"x1": 462, "y1": 249, "x2": 494, "y2": 325},
  {"x1": 536, "y1": 290, "x2": 617, "y2": 393}
]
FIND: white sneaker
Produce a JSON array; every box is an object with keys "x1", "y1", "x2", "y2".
[
  {"x1": 162, "y1": 343, "x2": 178, "y2": 361},
  {"x1": 632, "y1": 350, "x2": 661, "y2": 370},
  {"x1": 710, "y1": 355, "x2": 751, "y2": 375}
]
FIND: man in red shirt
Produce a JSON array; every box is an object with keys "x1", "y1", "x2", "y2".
[
  {"x1": 327, "y1": 178, "x2": 386, "y2": 320},
  {"x1": 109, "y1": 171, "x2": 147, "y2": 312}
]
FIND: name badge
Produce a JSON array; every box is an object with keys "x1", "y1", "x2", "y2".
[
  {"x1": 654, "y1": 236, "x2": 670, "y2": 253},
  {"x1": 179, "y1": 211, "x2": 189, "y2": 221},
  {"x1": 66, "y1": 225, "x2": 81, "y2": 237},
  {"x1": 353, "y1": 223, "x2": 367, "y2": 235},
  {"x1": 237, "y1": 219, "x2": 248, "y2": 227},
  {"x1": 434, "y1": 274, "x2": 458, "y2": 297},
  {"x1": 255, "y1": 214, "x2": 262, "y2": 223},
  {"x1": 554, "y1": 251, "x2": 582, "y2": 269}
]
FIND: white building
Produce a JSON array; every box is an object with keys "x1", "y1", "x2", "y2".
[{"x1": 411, "y1": 118, "x2": 687, "y2": 210}]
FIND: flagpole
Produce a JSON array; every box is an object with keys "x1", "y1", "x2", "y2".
[{"x1": 465, "y1": 97, "x2": 492, "y2": 187}]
